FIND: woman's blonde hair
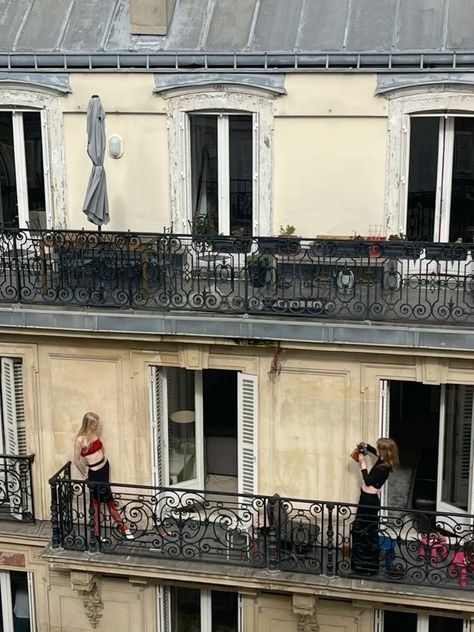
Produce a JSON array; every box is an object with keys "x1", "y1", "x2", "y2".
[
  {"x1": 77, "y1": 412, "x2": 100, "y2": 440},
  {"x1": 377, "y1": 437, "x2": 399, "y2": 470}
]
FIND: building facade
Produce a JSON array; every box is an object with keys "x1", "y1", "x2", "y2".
[{"x1": 0, "y1": 0, "x2": 473, "y2": 630}]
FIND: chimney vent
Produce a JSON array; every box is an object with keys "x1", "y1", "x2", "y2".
[{"x1": 130, "y1": 0, "x2": 176, "y2": 35}]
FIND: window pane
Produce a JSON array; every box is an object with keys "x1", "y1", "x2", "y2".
[
  {"x1": 170, "y1": 587, "x2": 200, "y2": 632},
  {"x1": 190, "y1": 115, "x2": 218, "y2": 235},
  {"x1": 167, "y1": 368, "x2": 196, "y2": 485},
  {"x1": 442, "y1": 385, "x2": 473, "y2": 511},
  {"x1": 23, "y1": 112, "x2": 46, "y2": 230},
  {"x1": 0, "y1": 112, "x2": 18, "y2": 229},
  {"x1": 450, "y1": 117, "x2": 474, "y2": 242},
  {"x1": 406, "y1": 117, "x2": 439, "y2": 241},
  {"x1": 211, "y1": 591, "x2": 237, "y2": 632},
  {"x1": 383, "y1": 611, "x2": 417, "y2": 632},
  {"x1": 430, "y1": 616, "x2": 463, "y2": 632},
  {"x1": 229, "y1": 116, "x2": 252, "y2": 237},
  {"x1": 11, "y1": 571, "x2": 30, "y2": 632}
]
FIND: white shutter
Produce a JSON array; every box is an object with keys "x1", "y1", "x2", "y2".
[
  {"x1": 0, "y1": 572, "x2": 13, "y2": 632},
  {"x1": 379, "y1": 380, "x2": 390, "y2": 439},
  {"x1": 150, "y1": 366, "x2": 167, "y2": 487},
  {"x1": 156, "y1": 585, "x2": 171, "y2": 632},
  {"x1": 1, "y1": 358, "x2": 19, "y2": 455},
  {"x1": 455, "y1": 386, "x2": 473, "y2": 505},
  {"x1": 1, "y1": 358, "x2": 27, "y2": 520},
  {"x1": 27, "y1": 572, "x2": 36, "y2": 632},
  {"x1": 237, "y1": 373, "x2": 258, "y2": 495},
  {"x1": 238, "y1": 593, "x2": 243, "y2": 632}
]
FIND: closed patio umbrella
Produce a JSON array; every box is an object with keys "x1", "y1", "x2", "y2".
[{"x1": 82, "y1": 95, "x2": 109, "y2": 228}]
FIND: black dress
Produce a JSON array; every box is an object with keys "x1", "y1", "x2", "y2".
[{"x1": 351, "y1": 445, "x2": 390, "y2": 574}]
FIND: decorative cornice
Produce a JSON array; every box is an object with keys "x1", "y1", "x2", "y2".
[{"x1": 70, "y1": 572, "x2": 104, "y2": 629}]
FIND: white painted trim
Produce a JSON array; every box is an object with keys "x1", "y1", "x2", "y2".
[
  {"x1": 218, "y1": 115, "x2": 230, "y2": 235},
  {"x1": 0, "y1": 572, "x2": 13, "y2": 632},
  {"x1": 385, "y1": 87, "x2": 474, "y2": 237},
  {"x1": 166, "y1": 88, "x2": 275, "y2": 236},
  {"x1": 12, "y1": 112, "x2": 29, "y2": 227}
]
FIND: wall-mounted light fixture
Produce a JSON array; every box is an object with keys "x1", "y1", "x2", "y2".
[{"x1": 108, "y1": 134, "x2": 123, "y2": 159}]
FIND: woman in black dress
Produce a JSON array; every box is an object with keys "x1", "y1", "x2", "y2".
[{"x1": 350, "y1": 438, "x2": 399, "y2": 575}]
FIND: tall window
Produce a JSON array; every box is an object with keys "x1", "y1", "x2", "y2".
[
  {"x1": 190, "y1": 114, "x2": 253, "y2": 236},
  {"x1": 0, "y1": 570, "x2": 34, "y2": 631},
  {"x1": 380, "y1": 609, "x2": 468, "y2": 632},
  {"x1": 162, "y1": 587, "x2": 238, "y2": 632},
  {"x1": 406, "y1": 116, "x2": 474, "y2": 242},
  {"x1": 0, "y1": 111, "x2": 46, "y2": 229}
]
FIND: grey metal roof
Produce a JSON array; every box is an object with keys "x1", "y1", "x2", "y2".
[{"x1": 3, "y1": 0, "x2": 474, "y2": 55}]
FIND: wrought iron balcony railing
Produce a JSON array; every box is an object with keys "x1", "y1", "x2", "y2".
[
  {"x1": 1, "y1": 229, "x2": 474, "y2": 325},
  {"x1": 49, "y1": 462, "x2": 474, "y2": 591},
  {"x1": 0, "y1": 454, "x2": 35, "y2": 522}
]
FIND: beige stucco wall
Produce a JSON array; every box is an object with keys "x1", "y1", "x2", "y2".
[
  {"x1": 1, "y1": 333, "x2": 473, "y2": 520},
  {"x1": 62, "y1": 74, "x2": 169, "y2": 233},
  {"x1": 56, "y1": 72, "x2": 388, "y2": 237}
]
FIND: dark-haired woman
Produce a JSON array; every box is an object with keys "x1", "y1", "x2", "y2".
[{"x1": 350, "y1": 438, "x2": 399, "y2": 576}]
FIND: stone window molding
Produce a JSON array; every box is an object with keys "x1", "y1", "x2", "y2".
[
  {"x1": 163, "y1": 85, "x2": 277, "y2": 236},
  {"x1": 0, "y1": 84, "x2": 67, "y2": 228},
  {"x1": 384, "y1": 86, "x2": 474, "y2": 237}
]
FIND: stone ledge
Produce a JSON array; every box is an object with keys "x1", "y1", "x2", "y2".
[{"x1": 41, "y1": 546, "x2": 474, "y2": 613}]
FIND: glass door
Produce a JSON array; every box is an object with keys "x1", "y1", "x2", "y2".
[
  {"x1": 150, "y1": 366, "x2": 204, "y2": 491},
  {"x1": 437, "y1": 385, "x2": 474, "y2": 514}
]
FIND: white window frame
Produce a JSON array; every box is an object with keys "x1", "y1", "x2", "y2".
[
  {"x1": 0, "y1": 569, "x2": 35, "y2": 632},
  {"x1": 150, "y1": 366, "x2": 258, "y2": 495},
  {"x1": 377, "y1": 608, "x2": 469, "y2": 632},
  {"x1": 385, "y1": 87, "x2": 474, "y2": 239},
  {"x1": 157, "y1": 585, "x2": 241, "y2": 632},
  {"x1": 164, "y1": 86, "x2": 275, "y2": 236},
  {"x1": 0, "y1": 86, "x2": 67, "y2": 228}
]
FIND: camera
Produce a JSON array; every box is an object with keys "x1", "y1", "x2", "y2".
[{"x1": 358, "y1": 442, "x2": 368, "y2": 456}]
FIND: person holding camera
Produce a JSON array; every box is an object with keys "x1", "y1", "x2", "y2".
[{"x1": 350, "y1": 438, "x2": 399, "y2": 575}]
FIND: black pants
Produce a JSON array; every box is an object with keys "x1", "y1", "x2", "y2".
[
  {"x1": 351, "y1": 491, "x2": 380, "y2": 573},
  {"x1": 88, "y1": 460, "x2": 114, "y2": 503}
]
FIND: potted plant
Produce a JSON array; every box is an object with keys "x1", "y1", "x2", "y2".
[
  {"x1": 209, "y1": 227, "x2": 252, "y2": 254},
  {"x1": 384, "y1": 233, "x2": 423, "y2": 260}
]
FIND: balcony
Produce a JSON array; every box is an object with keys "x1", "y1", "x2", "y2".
[
  {"x1": 1, "y1": 229, "x2": 474, "y2": 326},
  {"x1": 0, "y1": 454, "x2": 35, "y2": 522},
  {"x1": 49, "y1": 463, "x2": 474, "y2": 592}
]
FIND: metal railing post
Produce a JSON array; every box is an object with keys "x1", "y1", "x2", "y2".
[
  {"x1": 50, "y1": 479, "x2": 61, "y2": 549},
  {"x1": 325, "y1": 502, "x2": 335, "y2": 576},
  {"x1": 267, "y1": 495, "x2": 278, "y2": 571},
  {"x1": 87, "y1": 482, "x2": 98, "y2": 553}
]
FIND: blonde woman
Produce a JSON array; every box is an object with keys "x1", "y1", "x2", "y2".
[
  {"x1": 350, "y1": 438, "x2": 399, "y2": 575},
  {"x1": 74, "y1": 412, "x2": 133, "y2": 541}
]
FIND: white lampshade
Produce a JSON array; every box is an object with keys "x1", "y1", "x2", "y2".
[{"x1": 170, "y1": 410, "x2": 195, "y2": 424}]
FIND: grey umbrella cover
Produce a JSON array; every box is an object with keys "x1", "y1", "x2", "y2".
[{"x1": 82, "y1": 96, "x2": 109, "y2": 226}]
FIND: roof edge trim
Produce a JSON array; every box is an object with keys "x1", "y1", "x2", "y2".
[
  {"x1": 376, "y1": 72, "x2": 474, "y2": 94},
  {"x1": 0, "y1": 72, "x2": 71, "y2": 93},
  {"x1": 154, "y1": 72, "x2": 286, "y2": 95}
]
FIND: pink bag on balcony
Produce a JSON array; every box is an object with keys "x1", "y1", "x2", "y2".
[
  {"x1": 448, "y1": 543, "x2": 474, "y2": 588},
  {"x1": 418, "y1": 531, "x2": 448, "y2": 567}
]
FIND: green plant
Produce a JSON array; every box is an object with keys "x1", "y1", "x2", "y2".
[
  {"x1": 388, "y1": 233, "x2": 406, "y2": 241},
  {"x1": 279, "y1": 224, "x2": 296, "y2": 236}
]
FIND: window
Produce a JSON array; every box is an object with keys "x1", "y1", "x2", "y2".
[
  {"x1": 165, "y1": 87, "x2": 275, "y2": 236},
  {"x1": 385, "y1": 89, "x2": 474, "y2": 243},
  {"x1": 0, "y1": 111, "x2": 47, "y2": 229},
  {"x1": 190, "y1": 113, "x2": 253, "y2": 236},
  {"x1": 150, "y1": 367, "x2": 257, "y2": 495},
  {"x1": 406, "y1": 116, "x2": 474, "y2": 242},
  {"x1": 0, "y1": 569, "x2": 35, "y2": 631},
  {"x1": 159, "y1": 587, "x2": 239, "y2": 632},
  {"x1": 380, "y1": 610, "x2": 468, "y2": 632},
  {"x1": 380, "y1": 380, "x2": 474, "y2": 514}
]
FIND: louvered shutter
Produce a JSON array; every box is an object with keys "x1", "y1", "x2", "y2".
[
  {"x1": 455, "y1": 385, "x2": 474, "y2": 505},
  {"x1": 1, "y1": 358, "x2": 27, "y2": 519},
  {"x1": 237, "y1": 373, "x2": 258, "y2": 495},
  {"x1": 150, "y1": 366, "x2": 167, "y2": 487},
  {"x1": 156, "y1": 585, "x2": 171, "y2": 632}
]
